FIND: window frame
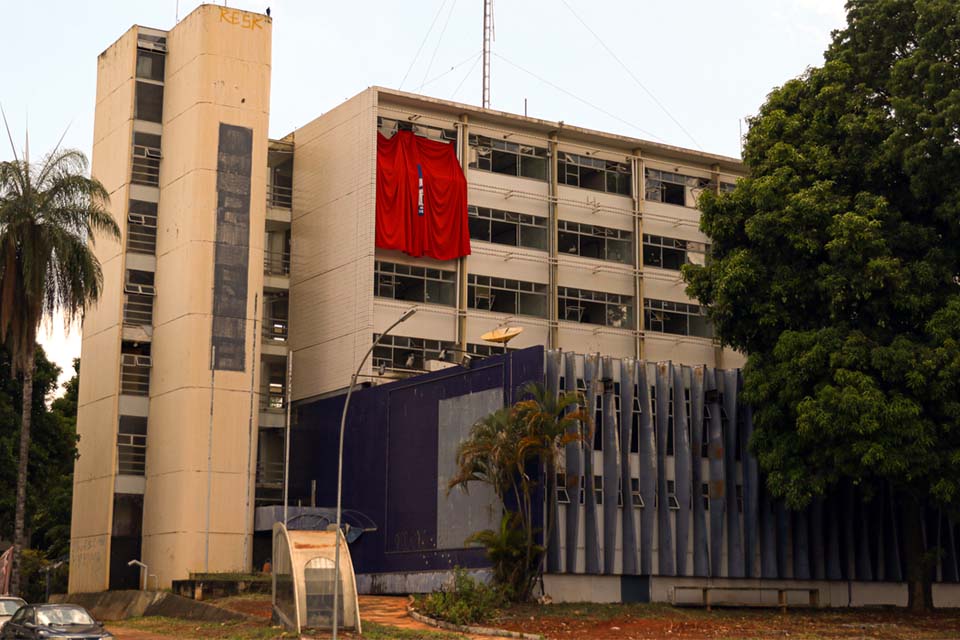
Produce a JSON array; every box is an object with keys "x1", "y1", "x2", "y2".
[
  {"x1": 374, "y1": 261, "x2": 456, "y2": 307},
  {"x1": 557, "y1": 151, "x2": 632, "y2": 196},
  {"x1": 559, "y1": 219, "x2": 633, "y2": 265},
  {"x1": 644, "y1": 298, "x2": 713, "y2": 339},
  {"x1": 558, "y1": 286, "x2": 634, "y2": 328}
]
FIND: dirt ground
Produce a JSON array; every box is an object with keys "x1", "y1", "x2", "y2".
[
  {"x1": 104, "y1": 594, "x2": 960, "y2": 640},
  {"x1": 493, "y1": 602, "x2": 960, "y2": 640}
]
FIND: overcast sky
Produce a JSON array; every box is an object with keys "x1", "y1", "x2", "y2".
[{"x1": 3, "y1": 0, "x2": 847, "y2": 392}]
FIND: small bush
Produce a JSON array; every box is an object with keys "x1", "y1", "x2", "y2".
[{"x1": 420, "y1": 567, "x2": 507, "y2": 626}]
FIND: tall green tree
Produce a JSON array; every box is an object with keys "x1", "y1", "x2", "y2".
[
  {"x1": 0, "y1": 351, "x2": 77, "y2": 560},
  {"x1": 684, "y1": 0, "x2": 960, "y2": 610},
  {"x1": 0, "y1": 141, "x2": 117, "y2": 596}
]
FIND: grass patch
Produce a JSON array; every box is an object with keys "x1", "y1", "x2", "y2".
[{"x1": 109, "y1": 616, "x2": 285, "y2": 640}]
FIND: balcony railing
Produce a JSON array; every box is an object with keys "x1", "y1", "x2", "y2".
[
  {"x1": 127, "y1": 213, "x2": 157, "y2": 255},
  {"x1": 263, "y1": 317, "x2": 288, "y2": 343},
  {"x1": 121, "y1": 354, "x2": 151, "y2": 396},
  {"x1": 123, "y1": 293, "x2": 154, "y2": 327},
  {"x1": 256, "y1": 460, "x2": 285, "y2": 486},
  {"x1": 131, "y1": 144, "x2": 161, "y2": 186},
  {"x1": 117, "y1": 433, "x2": 147, "y2": 475},
  {"x1": 267, "y1": 183, "x2": 293, "y2": 209},
  {"x1": 264, "y1": 250, "x2": 290, "y2": 277}
]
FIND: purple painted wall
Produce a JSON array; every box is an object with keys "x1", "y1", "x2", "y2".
[{"x1": 290, "y1": 346, "x2": 544, "y2": 576}]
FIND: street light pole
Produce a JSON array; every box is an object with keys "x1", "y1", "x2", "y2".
[{"x1": 332, "y1": 306, "x2": 417, "y2": 638}]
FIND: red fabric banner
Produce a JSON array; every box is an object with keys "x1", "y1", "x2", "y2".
[{"x1": 376, "y1": 131, "x2": 471, "y2": 261}]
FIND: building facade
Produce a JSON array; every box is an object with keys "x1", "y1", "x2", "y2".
[
  {"x1": 73, "y1": 5, "x2": 747, "y2": 591},
  {"x1": 70, "y1": 5, "x2": 284, "y2": 591}
]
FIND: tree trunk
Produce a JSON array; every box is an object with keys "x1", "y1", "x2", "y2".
[
  {"x1": 11, "y1": 347, "x2": 35, "y2": 597},
  {"x1": 901, "y1": 493, "x2": 933, "y2": 612}
]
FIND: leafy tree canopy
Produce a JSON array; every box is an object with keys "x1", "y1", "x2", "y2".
[
  {"x1": 0, "y1": 348, "x2": 77, "y2": 558},
  {"x1": 684, "y1": 0, "x2": 960, "y2": 511}
]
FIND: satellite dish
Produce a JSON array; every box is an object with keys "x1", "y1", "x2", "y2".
[{"x1": 480, "y1": 326, "x2": 524, "y2": 344}]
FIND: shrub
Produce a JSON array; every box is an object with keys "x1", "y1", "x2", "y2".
[{"x1": 420, "y1": 567, "x2": 506, "y2": 626}]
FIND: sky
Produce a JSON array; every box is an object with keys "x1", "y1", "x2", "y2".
[{"x1": 2, "y1": 0, "x2": 848, "y2": 393}]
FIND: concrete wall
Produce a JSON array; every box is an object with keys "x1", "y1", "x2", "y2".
[
  {"x1": 70, "y1": 25, "x2": 139, "y2": 595},
  {"x1": 289, "y1": 90, "x2": 377, "y2": 400},
  {"x1": 141, "y1": 4, "x2": 271, "y2": 587}
]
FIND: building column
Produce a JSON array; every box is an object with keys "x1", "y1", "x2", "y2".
[
  {"x1": 548, "y1": 132, "x2": 559, "y2": 350},
  {"x1": 632, "y1": 150, "x2": 644, "y2": 360},
  {"x1": 457, "y1": 114, "x2": 470, "y2": 352}
]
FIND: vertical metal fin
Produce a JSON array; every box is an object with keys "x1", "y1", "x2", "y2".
[
  {"x1": 619, "y1": 360, "x2": 639, "y2": 575},
  {"x1": 690, "y1": 366, "x2": 709, "y2": 577},
  {"x1": 722, "y1": 370, "x2": 743, "y2": 577},
  {"x1": 706, "y1": 368, "x2": 725, "y2": 578},
  {"x1": 672, "y1": 365, "x2": 691, "y2": 576},
  {"x1": 564, "y1": 354, "x2": 582, "y2": 573},
  {"x1": 545, "y1": 350, "x2": 563, "y2": 573},
  {"x1": 740, "y1": 372, "x2": 760, "y2": 578},
  {"x1": 655, "y1": 361, "x2": 674, "y2": 576},
  {"x1": 637, "y1": 361, "x2": 656, "y2": 575},
  {"x1": 601, "y1": 357, "x2": 619, "y2": 574},
  {"x1": 582, "y1": 354, "x2": 601, "y2": 574}
]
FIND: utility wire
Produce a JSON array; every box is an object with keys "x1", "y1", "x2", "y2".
[
  {"x1": 416, "y1": 51, "x2": 482, "y2": 92},
  {"x1": 494, "y1": 53, "x2": 666, "y2": 143},
  {"x1": 558, "y1": 0, "x2": 702, "y2": 150},
  {"x1": 420, "y1": 0, "x2": 460, "y2": 90},
  {"x1": 452, "y1": 54, "x2": 483, "y2": 100},
  {"x1": 399, "y1": 0, "x2": 450, "y2": 90}
]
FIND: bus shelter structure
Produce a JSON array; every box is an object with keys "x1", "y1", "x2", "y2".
[{"x1": 272, "y1": 523, "x2": 361, "y2": 634}]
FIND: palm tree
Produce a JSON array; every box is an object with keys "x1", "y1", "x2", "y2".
[
  {"x1": 0, "y1": 136, "x2": 118, "y2": 596},
  {"x1": 448, "y1": 383, "x2": 584, "y2": 600}
]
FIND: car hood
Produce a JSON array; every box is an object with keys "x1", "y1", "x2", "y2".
[{"x1": 38, "y1": 623, "x2": 108, "y2": 636}]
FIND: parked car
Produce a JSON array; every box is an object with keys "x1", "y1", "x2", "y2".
[
  {"x1": 0, "y1": 597, "x2": 26, "y2": 631},
  {"x1": 0, "y1": 604, "x2": 113, "y2": 639}
]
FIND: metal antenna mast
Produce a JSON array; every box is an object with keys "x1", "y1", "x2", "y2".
[{"x1": 482, "y1": 0, "x2": 492, "y2": 108}]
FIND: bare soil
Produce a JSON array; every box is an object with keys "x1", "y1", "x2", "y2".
[{"x1": 492, "y1": 602, "x2": 960, "y2": 639}]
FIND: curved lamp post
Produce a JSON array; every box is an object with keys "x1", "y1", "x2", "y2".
[{"x1": 332, "y1": 306, "x2": 417, "y2": 637}]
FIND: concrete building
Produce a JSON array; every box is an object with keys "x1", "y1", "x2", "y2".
[{"x1": 72, "y1": 4, "x2": 746, "y2": 591}]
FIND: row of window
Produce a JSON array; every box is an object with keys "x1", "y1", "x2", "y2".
[
  {"x1": 468, "y1": 206, "x2": 706, "y2": 270},
  {"x1": 557, "y1": 473, "x2": 742, "y2": 512},
  {"x1": 374, "y1": 262, "x2": 710, "y2": 334},
  {"x1": 371, "y1": 333, "x2": 506, "y2": 371}
]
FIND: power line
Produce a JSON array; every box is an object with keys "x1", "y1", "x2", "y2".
[
  {"x1": 452, "y1": 54, "x2": 483, "y2": 100},
  {"x1": 415, "y1": 51, "x2": 482, "y2": 92},
  {"x1": 398, "y1": 0, "x2": 451, "y2": 91},
  {"x1": 421, "y1": 0, "x2": 460, "y2": 90},
  {"x1": 493, "y1": 53, "x2": 667, "y2": 143},
  {"x1": 558, "y1": 0, "x2": 703, "y2": 150}
]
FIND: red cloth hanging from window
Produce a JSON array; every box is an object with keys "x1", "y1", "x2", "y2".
[{"x1": 376, "y1": 130, "x2": 471, "y2": 261}]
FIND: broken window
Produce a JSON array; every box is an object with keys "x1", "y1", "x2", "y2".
[
  {"x1": 374, "y1": 261, "x2": 456, "y2": 306},
  {"x1": 643, "y1": 234, "x2": 707, "y2": 270},
  {"x1": 117, "y1": 416, "x2": 147, "y2": 476},
  {"x1": 558, "y1": 220, "x2": 633, "y2": 265},
  {"x1": 131, "y1": 132, "x2": 162, "y2": 186},
  {"x1": 377, "y1": 116, "x2": 457, "y2": 145},
  {"x1": 558, "y1": 286, "x2": 633, "y2": 328},
  {"x1": 644, "y1": 298, "x2": 713, "y2": 339},
  {"x1": 372, "y1": 333, "x2": 455, "y2": 372},
  {"x1": 468, "y1": 273, "x2": 547, "y2": 318},
  {"x1": 644, "y1": 169, "x2": 710, "y2": 207},
  {"x1": 558, "y1": 152, "x2": 631, "y2": 196},
  {"x1": 468, "y1": 205, "x2": 547, "y2": 250},
  {"x1": 468, "y1": 134, "x2": 548, "y2": 181}
]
